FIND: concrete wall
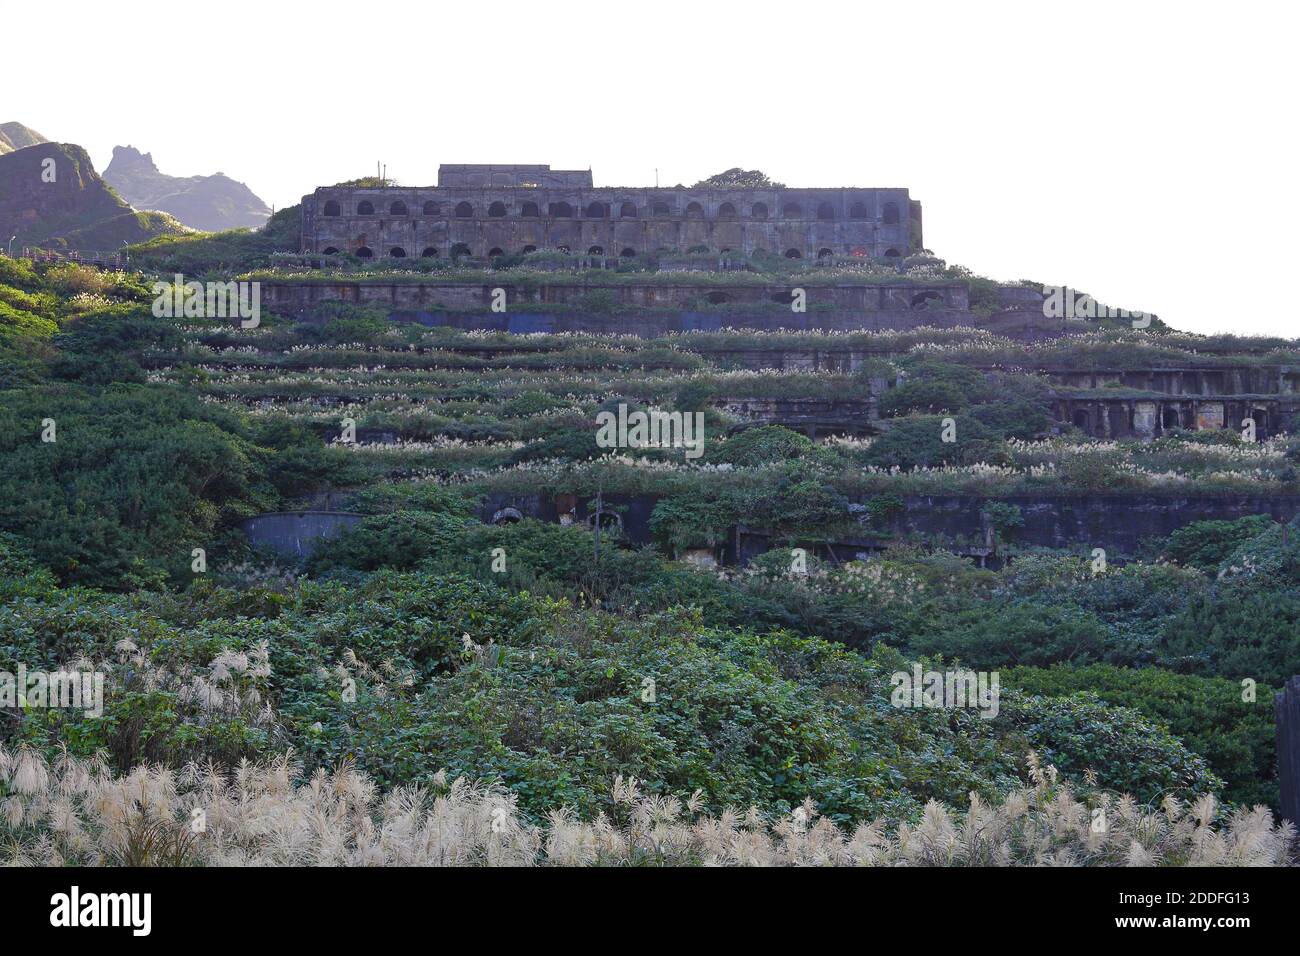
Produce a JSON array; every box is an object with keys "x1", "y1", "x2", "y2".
[
  {"x1": 474, "y1": 492, "x2": 1300, "y2": 564},
  {"x1": 239, "y1": 511, "x2": 363, "y2": 558},
  {"x1": 301, "y1": 167, "x2": 921, "y2": 261}
]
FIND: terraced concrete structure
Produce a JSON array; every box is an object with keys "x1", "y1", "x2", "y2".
[{"x1": 301, "y1": 164, "x2": 922, "y2": 261}]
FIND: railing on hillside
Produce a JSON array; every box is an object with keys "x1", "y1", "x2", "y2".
[
  {"x1": 18, "y1": 246, "x2": 128, "y2": 271},
  {"x1": 1276, "y1": 675, "x2": 1300, "y2": 828}
]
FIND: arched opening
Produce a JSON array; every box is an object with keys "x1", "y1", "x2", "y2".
[
  {"x1": 1252, "y1": 407, "x2": 1269, "y2": 436},
  {"x1": 883, "y1": 202, "x2": 900, "y2": 224},
  {"x1": 488, "y1": 247, "x2": 504, "y2": 258},
  {"x1": 587, "y1": 511, "x2": 623, "y2": 532},
  {"x1": 455, "y1": 201, "x2": 474, "y2": 218},
  {"x1": 556, "y1": 245, "x2": 570, "y2": 254},
  {"x1": 784, "y1": 248, "x2": 803, "y2": 259},
  {"x1": 586, "y1": 201, "x2": 606, "y2": 218},
  {"x1": 685, "y1": 201, "x2": 704, "y2": 218},
  {"x1": 389, "y1": 246, "x2": 406, "y2": 258},
  {"x1": 652, "y1": 201, "x2": 671, "y2": 217},
  {"x1": 619, "y1": 202, "x2": 638, "y2": 218},
  {"x1": 488, "y1": 201, "x2": 507, "y2": 218},
  {"x1": 817, "y1": 247, "x2": 833, "y2": 259},
  {"x1": 816, "y1": 201, "x2": 835, "y2": 221},
  {"x1": 421, "y1": 247, "x2": 438, "y2": 258},
  {"x1": 750, "y1": 202, "x2": 768, "y2": 219},
  {"x1": 1162, "y1": 407, "x2": 1181, "y2": 431},
  {"x1": 884, "y1": 248, "x2": 901, "y2": 258},
  {"x1": 356, "y1": 200, "x2": 375, "y2": 215},
  {"x1": 521, "y1": 201, "x2": 540, "y2": 217},
  {"x1": 706, "y1": 291, "x2": 730, "y2": 304},
  {"x1": 355, "y1": 246, "x2": 373, "y2": 258},
  {"x1": 717, "y1": 202, "x2": 737, "y2": 219},
  {"x1": 849, "y1": 201, "x2": 868, "y2": 220},
  {"x1": 389, "y1": 201, "x2": 408, "y2": 216},
  {"x1": 550, "y1": 201, "x2": 572, "y2": 218},
  {"x1": 782, "y1": 202, "x2": 802, "y2": 217},
  {"x1": 322, "y1": 247, "x2": 340, "y2": 255},
  {"x1": 521, "y1": 245, "x2": 537, "y2": 254},
  {"x1": 491, "y1": 507, "x2": 523, "y2": 526},
  {"x1": 323, "y1": 200, "x2": 341, "y2": 217},
  {"x1": 449, "y1": 242, "x2": 472, "y2": 259},
  {"x1": 1072, "y1": 409, "x2": 1092, "y2": 432},
  {"x1": 588, "y1": 245, "x2": 604, "y2": 255},
  {"x1": 620, "y1": 247, "x2": 636, "y2": 258},
  {"x1": 911, "y1": 290, "x2": 942, "y2": 309},
  {"x1": 422, "y1": 201, "x2": 440, "y2": 216}
]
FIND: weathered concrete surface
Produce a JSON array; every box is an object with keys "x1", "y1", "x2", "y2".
[
  {"x1": 476, "y1": 492, "x2": 1300, "y2": 564},
  {"x1": 239, "y1": 511, "x2": 363, "y2": 558},
  {"x1": 260, "y1": 279, "x2": 968, "y2": 313},
  {"x1": 301, "y1": 164, "x2": 921, "y2": 260}
]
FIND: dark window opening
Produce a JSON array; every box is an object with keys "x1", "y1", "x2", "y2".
[
  {"x1": 421, "y1": 247, "x2": 438, "y2": 257},
  {"x1": 389, "y1": 247, "x2": 406, "y2": 258},
  {"x1": 356, "y1": 200, "x2": 375, "y2": 215},
  {"x1": 619, "y1": 202, "x2": 637, "y2": 218},
  {"x1": 620, "y1": 247, "x2": 636, "y2": 257},
  {"x1": 717, "y1": 202, "x2": 737, "y2": 219},
  {"x1": 586, "y1": 201, "x2": 606, "y2": 218},
  {"x1": 883, "y1": 202, "x2": 900, "y2": 224},
  {"x1": 782, "y1": 202, "x2": 802, "y2": 217},
  {"x1": 550, "y1": 201, "x2": 572, "y2": 218},
  {"x1": 817, "y1": 201, "x2": 835, "y2": 221},
  {"x1": 588, "y1": 245, "x2": 604, "y2": 255},
  {"x1": 685, "y1": 201, "x2": 704, "y2": 217},
  {"x1": 389, "y1": 201, "x2": 408, "y2": 216},
  {"x1": 751, "y1": 202, "x2": 768, "y2": 219},
  {"x1": 784, "y1": 248, "x2": 802, "y2": 259},
  {"x1": 817, "y1": 247, "x2": 833, "y2": 259},
  {"x1": 323, "y1": 200, "x2": 341, "y2": 217},
  {"x1": 455, "y1": 201, "x2": 474, "y2": 218},
  {"x1": 450, "y1": 242, "x2": 472, "y2": 259},
  {"x1": 653, "y1": 201, "x2": 671, "y2": 216},
  {"x1": 422, "y1": 201, "x2": 440, "y2": 216},
  {"x1": 488, "y1": 201, "x2": 507, "y2": 217},
  {"x1": 355, "y1": 246, "x2": 373, "y2": 258},
  {"x1": 521, "y1": 201, "x2": 539, "y2": 217},
  {"x1": 849, "y1": 201, "x2": 868, "y2": 220}
]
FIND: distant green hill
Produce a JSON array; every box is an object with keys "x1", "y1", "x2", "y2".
[
  {"x1": 0, "y1": 141, "x2": 191, "y2": 250},
  {"x1": 0, "y1": 121, "x2": 48, "y2": 154}
]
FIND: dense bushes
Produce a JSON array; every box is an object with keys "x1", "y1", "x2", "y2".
[{"x1": 0, "y1": 384, "x2": 273, "y2": 587}]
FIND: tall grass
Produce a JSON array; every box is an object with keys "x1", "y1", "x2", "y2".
[{"x1": 1, "y1": 748, "x2": 1290, "y2": 866}]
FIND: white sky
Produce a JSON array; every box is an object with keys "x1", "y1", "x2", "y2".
[{"x1": 7, "y1": 0, "x2": 1297, "y2": 335}]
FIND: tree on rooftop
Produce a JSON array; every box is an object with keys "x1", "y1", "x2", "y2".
[{"x1": 692, "y1": 168, "x2": 785, "y2": 189}]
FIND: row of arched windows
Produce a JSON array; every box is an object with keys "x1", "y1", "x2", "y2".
[
  {"x1": 323, "y1": 199, "x2": 901, "y2": 223},
  {"x1": 320, "y1": 245, "x2": 903, "y2": 260}
]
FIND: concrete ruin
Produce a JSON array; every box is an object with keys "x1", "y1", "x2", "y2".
[{"x1": 301, "y1": 164, "x2": 922, "y2": 262}]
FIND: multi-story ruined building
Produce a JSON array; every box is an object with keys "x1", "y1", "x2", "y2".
[{"x1": 300, "y1": 164, "x2": 922, "y2": 261}]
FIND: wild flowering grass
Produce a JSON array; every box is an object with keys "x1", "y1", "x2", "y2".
[{"x1": 0, "y1": 748, "x2": 1289, "y2": 867}]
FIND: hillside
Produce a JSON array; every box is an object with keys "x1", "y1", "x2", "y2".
[
  {"x1": 0, "y1": 121, "x2": 48, "y2": 154},
  {"x1": 0, "y1": 142, "x2": 191, "y2": 250},
  {"x1": 103, "y1": 144, "x2": 271, "y2": 231}
]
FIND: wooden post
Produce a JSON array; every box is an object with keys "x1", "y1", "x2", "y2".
[{"x1": 1276, "y1": 676, "x2": 1300, "y2": 828}]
